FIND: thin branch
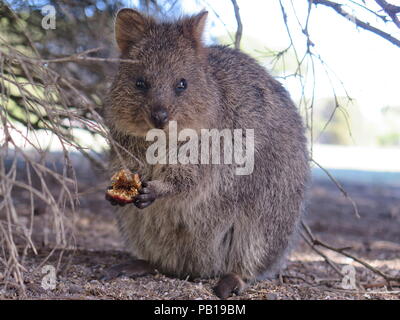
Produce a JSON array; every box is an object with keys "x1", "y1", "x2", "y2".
[
  {"x1": 231, "y1": 0, "x2": 243, "y2": 50},
  {"x1": 348, "y1": 0, "x2": 388, "y2": 22},
  {"x1": 375, "y1": 0, "x2": 400, "y2": 28},
  {"x1": 312, "y1": 158, "x2": 360, "y2": 218},
  {"x1": 310, "y1": 0, "x2": 400, "y2": 48},
  {"x1": 300, "y1": 231, "x2": 344, "y2": 277},
  {"x1": 301, "y1": 221, "x2": 400, "y2": 288}
]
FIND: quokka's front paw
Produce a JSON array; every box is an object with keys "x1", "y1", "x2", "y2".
[{"x1": 133, "y1": 181, "x2": 157, "y2": 209}]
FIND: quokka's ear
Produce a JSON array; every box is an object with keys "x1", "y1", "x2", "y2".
[
  {"x1": 182, "y1": 11, "x2": 208, "y2": 51},
  {"x1": 115, "y1": 8, "x2": 154, "y2": 52}
]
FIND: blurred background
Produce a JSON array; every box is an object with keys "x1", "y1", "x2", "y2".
[
  {"x1": 2, "y1": 0, "x2": 400, "y2": 181},
  {"x1": 0, "y1": 0, "x2": 399, "y2": 299}
]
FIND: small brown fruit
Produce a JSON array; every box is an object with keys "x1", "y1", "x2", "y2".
[{"x1": 106, "y1": 169, "x2": 141, "y2": 204}]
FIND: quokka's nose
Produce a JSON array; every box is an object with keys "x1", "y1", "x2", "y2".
[{"x1": 150, "y1": 108, "x2": 169, "y2": 128}]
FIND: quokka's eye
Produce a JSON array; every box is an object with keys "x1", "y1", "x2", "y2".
[
  {"x1": 135, "y1": 78, "x2": 148, "y2": 90},
  {"x1": 175, "y1": 78, "x2": 187, "y2": 94}
]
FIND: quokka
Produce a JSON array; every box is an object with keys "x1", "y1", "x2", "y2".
[{"x1": 104, "y1": 8, "x2": 310, "y2": 298}]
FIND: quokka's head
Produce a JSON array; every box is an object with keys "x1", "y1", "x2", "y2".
[{"x1": 107, "y1": 8, "x2": 216, "y2": 137}]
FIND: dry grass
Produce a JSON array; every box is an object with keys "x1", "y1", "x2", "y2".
[{"x1": 0, "y1": 4, "x2": 134, "y2": 292}]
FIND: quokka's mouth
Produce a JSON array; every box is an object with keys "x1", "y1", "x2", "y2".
[{"x1": 144, "y1": 117, "x2": 171, "y2": 131}]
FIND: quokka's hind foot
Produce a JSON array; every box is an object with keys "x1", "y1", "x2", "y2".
[
  {"x1": 214, "y1": 273, "x2": 246, "y2": 299},
  {"x1": 100, "y1": 259, "x2": 156, "y2": 281}
]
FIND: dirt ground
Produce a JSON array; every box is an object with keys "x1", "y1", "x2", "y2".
[{"x1": 1, "y1": 161, "x2": 399, "y2": 300}]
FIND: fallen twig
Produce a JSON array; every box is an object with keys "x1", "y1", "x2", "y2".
[{"x1": 301, "y1": 221, "x2": 400, "y2": 289}]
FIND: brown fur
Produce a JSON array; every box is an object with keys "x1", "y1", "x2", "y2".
[{"x1": 105, "y1": 9, "x2": 310, "y2": 284}]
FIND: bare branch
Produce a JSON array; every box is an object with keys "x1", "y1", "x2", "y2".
[
  {"x1": 301, "y1": 222, "x2": 400, "y2": 288},
  {"x1": 375, "y1": 0, "x2": 400, "y2": 28},
  {"x1": 231, "y1": 0, "x2": 243, "y2": 50},
  {"x1": 312, "y1": 159, "x2": 360, "y2": 218},
  {"x1": 310, "y1": 0, "x2": 400, "y2": 48}
]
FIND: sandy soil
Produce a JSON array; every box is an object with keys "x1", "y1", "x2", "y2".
[{"x1": 1, "y1": 164, "x2": 399, "y2": 300}]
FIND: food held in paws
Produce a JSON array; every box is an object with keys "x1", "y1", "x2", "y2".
[{"x1": 106, "y1": 169, "x2": 142, "y2": 203}]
